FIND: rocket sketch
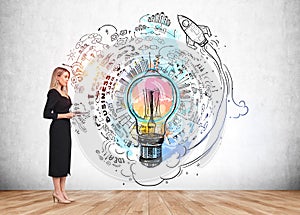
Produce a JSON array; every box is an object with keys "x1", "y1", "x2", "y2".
[{"x1": 177, "y1": 15, "x2": 211, "y2": 49}]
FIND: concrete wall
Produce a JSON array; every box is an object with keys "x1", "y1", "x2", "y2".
[{"x1": 0, "y1": 0, "x2": 299, "y2": 189}]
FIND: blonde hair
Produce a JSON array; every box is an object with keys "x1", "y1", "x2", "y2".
[{"x1": 49, "y1": 67, "x2": 71, "y2": 95}]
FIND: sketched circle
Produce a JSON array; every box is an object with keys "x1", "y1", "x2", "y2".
[{"x1": 70, "y1": 36, "x2": 226, "y2": 185}]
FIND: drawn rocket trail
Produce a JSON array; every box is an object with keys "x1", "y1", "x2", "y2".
[
  {"x1": 177, "y1": 14, "x2": 249, "y2": 167},
  {"x1": 177, "y1": 15, "x2": 248, "y2": 119}
]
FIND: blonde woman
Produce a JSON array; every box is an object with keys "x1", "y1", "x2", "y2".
[{"x1": 43, "y1": 67, "x2": 75, "y2": 204}]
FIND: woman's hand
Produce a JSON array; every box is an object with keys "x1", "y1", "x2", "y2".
[
  {"x1": 65, "y1": 112, "x2": 75, "y2": 119},
  {"x1": 57, "y1": 112, "x2": 75, "y2": 119}
]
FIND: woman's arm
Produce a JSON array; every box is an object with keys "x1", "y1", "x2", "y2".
[
  {"x1": 43, "y1": 90, "x2": 75, "y2": 119},
  {"x1": 43, "y1": 90, "x2": 58, "y2": 119}
]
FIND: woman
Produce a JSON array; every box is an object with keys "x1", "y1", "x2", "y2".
[{"x1": 43, "y1": 67, "x2": 75, "y2": 204}]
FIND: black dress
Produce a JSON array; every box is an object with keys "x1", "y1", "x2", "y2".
[{"x1": 43, "y1": 89, "x2": 72, "y2": 177}]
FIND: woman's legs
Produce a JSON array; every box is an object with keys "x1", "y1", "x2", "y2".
[
  {"x1": 60, "y1": 177, "x2": 68, "y2": 197},
  {"x1": 52, "y1": 177, "x2": 70, "y2": 203},
  {"x1": 52, "y1": 177, "x2": 62, "y2": 195},
  {"x1": 60, "y1": 177, "x2": 66, "y2": 192},
  {"x1": 60, "y1": 177, "x2": 73, "y2": 201}
]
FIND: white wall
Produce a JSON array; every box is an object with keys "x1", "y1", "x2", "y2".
[{"x1": 0, "y1": 0, "x2": 299, "y2": 189}]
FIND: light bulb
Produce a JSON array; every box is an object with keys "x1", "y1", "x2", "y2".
[{"x1": 126, "y1": 68, "x2": 178, "y2": 167}]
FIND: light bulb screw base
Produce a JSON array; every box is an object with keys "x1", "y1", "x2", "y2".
[
  {"x1": 139, "y1": 155, "x2": 162, "y2": 168},
  {"x1": 138, "y1": 134, "x2": 164, "y2": 168}
]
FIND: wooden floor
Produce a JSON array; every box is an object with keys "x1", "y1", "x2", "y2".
[{"x1": 0, "y1": 190, "x2": 299, "y2": 214}]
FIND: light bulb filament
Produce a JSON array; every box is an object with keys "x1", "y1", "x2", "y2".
[{"x1": 148, "y1": 90, "x2": 156, "y2": 134}]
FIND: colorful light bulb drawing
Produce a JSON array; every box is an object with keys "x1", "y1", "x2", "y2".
[
  {"x1": 126, "y1": 66, "x2": 178, "y2": 167},
  {"x1": 67, "y1": 12, "x2": 249, "y2": 185}
]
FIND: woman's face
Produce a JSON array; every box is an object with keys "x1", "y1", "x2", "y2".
[{"x1": 57, "y1": 71, "x2": 70, "y2": 87}]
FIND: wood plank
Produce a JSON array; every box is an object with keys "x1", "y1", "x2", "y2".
[
  {"x1": 148, "y1": 191, "x2": 172, "y2": 215},
  {"x1": 105, "y1": 190, "x2": 138, "y2": 214},
  {"x1": 159, "y1": 191, "x2": 193, "y2": 215},
  {"x1": 125, "y1": 190, "x2": 148, "y2": 215},
  {"x1": 171, "y1": 191, "x2": 213, "y2": 215},
  {"x1": 84, "y1": 190, "x2": 132, "y2": 215}
]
